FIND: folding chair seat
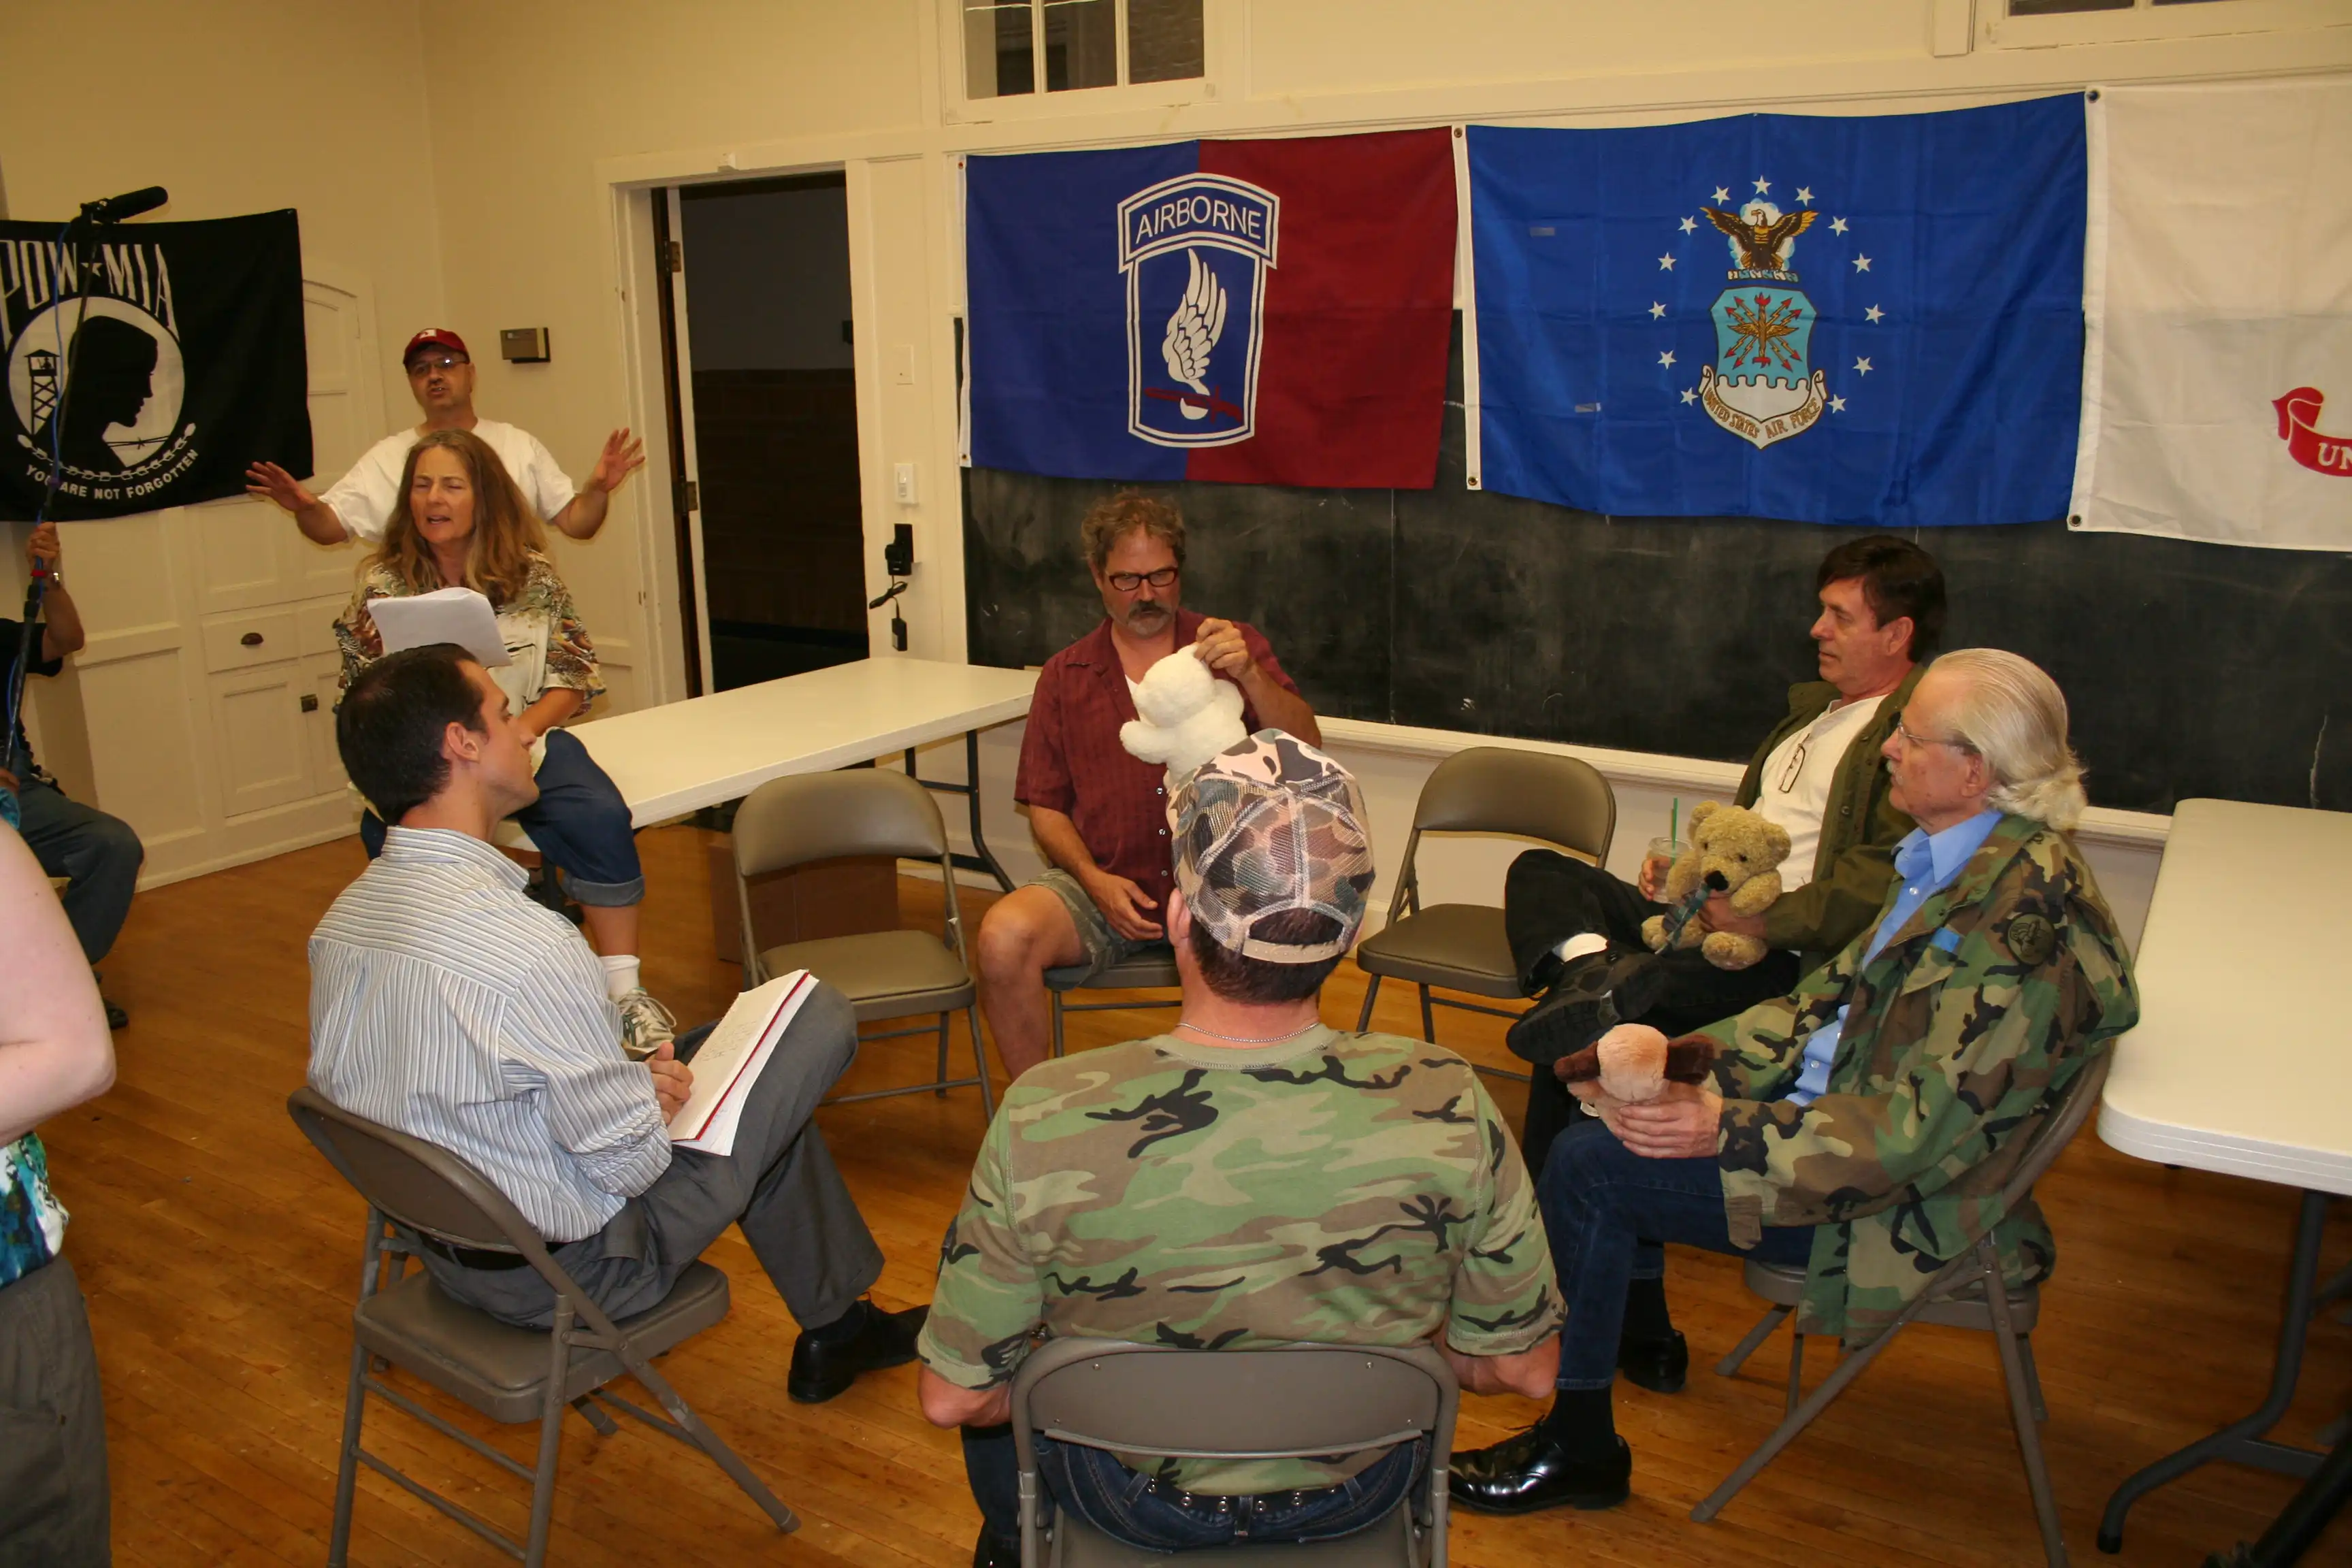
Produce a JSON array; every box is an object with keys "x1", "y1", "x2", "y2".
[
  {"x1": 287, "y1": 1087, "x2": 794, "y2": 1567},
  {"x1": 1045, "y1": 946, "x2": 1181, "y2": 1059}
]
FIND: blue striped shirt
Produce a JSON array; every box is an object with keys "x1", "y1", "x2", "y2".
[{"x1": 307, "y1": 826, "x2": 669, "y2": 1241}]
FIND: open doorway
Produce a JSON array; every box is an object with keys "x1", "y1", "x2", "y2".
[{"x1": 664, "y1": 174, "x2": 868, "y2": 691}]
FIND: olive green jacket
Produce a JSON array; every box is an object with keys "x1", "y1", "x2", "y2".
[
  {"x1": 1695, "y1": 815, "x2": 2140, "y2": 1346},
  {"x1": 1733, "y1": 663, "x2": 1927, "y2": 967}
]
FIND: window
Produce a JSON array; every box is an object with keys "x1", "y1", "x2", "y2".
[
  {"x1": 962, "y1": 0, "x2": 1203, "y2": 99},
  {"x1": 1991, "y1": 0, "x2": 2338, "y2": 42}
]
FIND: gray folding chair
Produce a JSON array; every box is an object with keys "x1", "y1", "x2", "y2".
[
  {"x1": 1046, "y1": 947, "x2": 1182, "y2": 1060},
  {"x1": 1352, "y1": 748, "x2": 1616, "y2": 1081},
  {"x1": 1012, "y1": 1339, "x2": 1459, "y2": 1568},
  {"x1": 1697, "y1": 1047, "x2": 2116, "y2": 1567},
  {"x1": 732, "y1": 768, "x2": 994, "y2": 1121},
  {"x1": 285, "y1": 1087, "x2": 794, "y2": 1567}
]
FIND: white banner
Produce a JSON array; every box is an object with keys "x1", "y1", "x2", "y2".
[{"x1": 2071, "y1": 77, "x2": 2352, "y2": 551}]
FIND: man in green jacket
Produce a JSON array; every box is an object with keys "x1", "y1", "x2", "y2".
[
  {"x1": 1505, "y1": 535, "x2": 1944, "y2": 1169},
  {"x1": 1450, "y1": 649, "x2": 2139, "y2": 1515}
]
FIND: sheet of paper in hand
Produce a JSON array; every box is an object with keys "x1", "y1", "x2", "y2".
[
  {"x1": 668, "y1": 969, "x2": 816, "y2": 1156},
  {"x1": 365, "y1": 587, "x2": 512, "y2": 669}
]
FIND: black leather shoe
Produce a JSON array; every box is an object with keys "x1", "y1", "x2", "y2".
[
  {"x1": 102, "y1": 998, "x2": 128, "y2": 1031},
  {"x1": 1506, "y1": 951, "x2": 1640, "y2": 1066},
  {"x1": 1450, "y1": 1426, "x2": 1632, "y2": 1514},
  {"x1": 972, "y1": 1529, "x2": 1020, "y2": 1568},
  {"x1": 1617, "y1": 1330, "x2": 1688, "y2": 1394},
  {"x1": 787, "y1": 1302, "x2": 928, "y2": 1403}
]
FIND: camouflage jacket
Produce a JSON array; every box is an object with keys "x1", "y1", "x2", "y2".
[
  {"x1": 1695, "y1": 813, "x2": 2138, "y2": 1346},
  {"x1": 917, "y1": 1025, "x2": 1561, "y2": 1494}
]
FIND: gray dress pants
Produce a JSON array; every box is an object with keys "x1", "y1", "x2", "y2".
[
  {"x1": 0, "y1": 1256, "x2": 110, "y2": 1568},
  {"x1": 423, "y1": 980, "x2": 885, "y2": 1332}
]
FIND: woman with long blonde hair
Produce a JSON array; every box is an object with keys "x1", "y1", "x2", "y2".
[{"x1": 333, "y1": 428, "x2": 672, "y2": 1056}]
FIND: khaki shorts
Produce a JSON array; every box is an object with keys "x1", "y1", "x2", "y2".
[{"x1": 1034, "y1": 868, "x2": 1173, "y2": 987}]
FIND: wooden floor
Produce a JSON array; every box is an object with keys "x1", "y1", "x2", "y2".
[{"x1": 46, "y1": 824, "x2": 2352, "y2": 1567}]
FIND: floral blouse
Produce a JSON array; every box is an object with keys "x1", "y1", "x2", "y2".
[{"x1": 335, "y1": 549, "x2": 603, "y2": 717}]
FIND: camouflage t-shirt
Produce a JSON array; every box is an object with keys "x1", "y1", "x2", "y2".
[{"x1": 917, "y1": 1024, "x2": 1561, "y2": 1494}]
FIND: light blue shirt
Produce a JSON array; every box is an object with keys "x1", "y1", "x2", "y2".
[{"x1": 1784, "y1": 809, "x2": 2002, "y2": 1107}]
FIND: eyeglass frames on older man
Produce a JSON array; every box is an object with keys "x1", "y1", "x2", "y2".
[
  {"x1": 1105, "y1": 566, "x2": 1179, "y2": 593},
  {"x1": 1895, "y1": 716, "x2": 1975, "y2": 753}
]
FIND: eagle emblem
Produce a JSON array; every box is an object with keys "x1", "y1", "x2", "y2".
[
  {"x1": 1703, "y1": 203, "x2": 1818, "y2": 276},
  {"x1": 1117, "y1": 173, "x2": 1278, "y2": 448}
]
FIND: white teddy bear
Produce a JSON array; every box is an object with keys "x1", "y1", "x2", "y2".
[{"x1": 1120, "y1": 648, "x2": 1246, "y2": 785}]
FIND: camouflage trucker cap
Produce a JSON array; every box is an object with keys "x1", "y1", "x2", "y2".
[{"x1": 1171, "y1": 730, "x2": 1376, "y2": 963}]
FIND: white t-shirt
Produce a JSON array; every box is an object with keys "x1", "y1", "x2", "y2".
[
  {"x1": 320, "y1": 419, "x2": 576, "y2": 544},
  {"x1": 1751, "y1": 693, "x2": 1886, "y2": 893}
]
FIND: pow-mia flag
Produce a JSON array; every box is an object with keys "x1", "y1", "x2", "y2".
[{"x1": 1, "y1": 209, "x2": 309, "y2": 519}]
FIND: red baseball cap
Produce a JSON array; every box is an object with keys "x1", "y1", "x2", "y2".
[{"x1": 402, "y1": 328, "x2": 470, "y2": 363}]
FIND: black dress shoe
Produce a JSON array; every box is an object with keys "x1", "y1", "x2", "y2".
[
  {"x1": 1506, "y1": 951, "x2": 1649, "y2": 1066},
  {"x1": 1450, "y1": 1426, "x2": 1631, "y2": 1514},
  {"x1": 972, "y1": 1529, "x2": 1020, "y2": 1568},
  {"x1": 102, "y1": 998, "x2": 128, "y2": 1031},
  {"x1": 787, "y1": 1302, "x2": 928, "y2": 1404},
  {"x1": 1617, "y1": 1330, "x2": 1688, "y2": 1394}
]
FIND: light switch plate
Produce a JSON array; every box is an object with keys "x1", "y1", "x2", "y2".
[{"x1": 893, "y1": 462, "x2": 918, "y2": 504}]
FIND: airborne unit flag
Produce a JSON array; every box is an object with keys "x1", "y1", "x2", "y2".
[
  {"x1": 1464, "y1": 98, "x2": 2089, "y2": 527},
  {"x1": 963, "y1": 129, "x2": 1456, "y2": 489}
]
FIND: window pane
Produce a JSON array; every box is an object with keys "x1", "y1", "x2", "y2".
[
  {"x1": 2007, "y1": 0, "x2": 2132, "y2": 12},
  {"x1": 1127, "y1": 0, "x2": 1204, "y2": 83},
  {"x1": 2153, "y1": 0, "x2": 2232, "y2": 5},
  {"x1": 966, "y1": 1, "x2": 1034, "y2": 98},
  {"x1": 1043, "y1": 0, "x2": 1117, "y2": 92}
]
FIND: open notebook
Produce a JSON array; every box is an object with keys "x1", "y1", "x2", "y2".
[{"x1": 666, "y1": 969, "x2": 816, "y2": 1156}]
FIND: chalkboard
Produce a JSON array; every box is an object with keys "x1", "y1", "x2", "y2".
[{"x1": 964, "y1": 323, "x2": 2352, "y2": 817}]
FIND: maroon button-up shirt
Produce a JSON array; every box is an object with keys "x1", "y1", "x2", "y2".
[{"x1": 1015, "y1": 608, "x2": 1303, "y2": 917}]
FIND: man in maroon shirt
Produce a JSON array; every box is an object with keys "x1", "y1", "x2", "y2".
[{"x1": 975, "y1": 493, "x2": 1320, "y2": 1080}]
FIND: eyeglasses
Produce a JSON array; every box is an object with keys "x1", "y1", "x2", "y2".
[
  {"x1": 1106, "y1": 566, "x2": 1179, "y2": 592},
  {"x1": 406, "y1": 354, "x2": 468, "y2": 376},
  {"x1": 1895, "y1": 717, "x2": 1974, "y2": 753},
  {"x1": 1776, "y1": 736, "x2": 1809, "y2": 794}
]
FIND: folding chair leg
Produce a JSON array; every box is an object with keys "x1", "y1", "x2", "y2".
[
  {"x1": 935, "y1": 1013, "x2": 951, "y2": 1096},
  {"x1": 524, "y1": 1307, "x2": 572, "y2": 1567},
  {"x1": 572, "y1": 1395, "x2": 619, "y2": 1436},
  {"x1": 1981, "y1": 1245, "x2": 2068, "y2": 1566},
  {"x1": 2018, "y1": 1333, "x2": 2048, "y2": 1423},
  {"x1": 1784, "y1": 1333, "x2": 1806, "y2": 1418},
  {"x1": 619, "y1": 1348, "x2": 798, "y2": 1533},
  {"x1": 1692, "y1": 1307, "x2": 1915, "y2": 1522},
  {"x1": 1417, "y1": 983, "x2": 1437, "y2": 1044},
  {"x1": 1356, "y1": 974, "x2": 1382, "y2": 1033},
  {"x1": 968, "y1": 1007, "x2": 996, "y2": 1121},
  {"x1": 1714, "y1": 1304, "x2": 1791, "y2": 1378},
  {"x1": 327, "y1": 1336, "x2": 369, "y2": 1567},
  {"x1": 1050, "y1": 992, "x2": 1067, "y2": 1058}
]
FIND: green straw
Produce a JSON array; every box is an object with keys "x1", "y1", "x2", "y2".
[{"x1": 1670, "y1": 797, "x2": 1678, "y2": 847}]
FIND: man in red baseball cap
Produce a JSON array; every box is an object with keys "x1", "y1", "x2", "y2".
[{"x1": 244, "y1": 327, "x2": 644, "y2": 546}]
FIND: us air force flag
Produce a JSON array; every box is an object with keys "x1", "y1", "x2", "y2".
[
  {"x1": 1465, "y1": 98, "x2": 2087, "y2": 527},
  {"x1": 965, "y1": 129, "x2": 1456, "y2": 489},
  {"x1": 1, "y1": 209, "x2": 310, "y2": 520}
]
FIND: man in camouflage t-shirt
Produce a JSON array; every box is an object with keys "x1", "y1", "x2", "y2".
[{"x1": 919, "y1": 732, "x2": 1562, "y2": 1565}]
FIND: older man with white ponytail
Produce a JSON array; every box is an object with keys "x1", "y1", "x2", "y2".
[{"x1": 1454, "y1": 647, "x2": 2141, "y2": 1516}]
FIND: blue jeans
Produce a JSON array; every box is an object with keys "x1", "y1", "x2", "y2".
[
  {"x1": 359, "y1": 728, "x2": 643, "y2": 905},
  {"x1": 963, "y1": 1426, "x2": 1424, "y2": 1552},
  {"x1": 11, "y1": 771, "x2": 143, "y2": 964},
  {"x1": 1541, "y1": 1117, "x2": 1815, "y2": 1390}
]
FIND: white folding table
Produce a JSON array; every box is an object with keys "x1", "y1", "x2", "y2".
[
  {"x1": 540, "y1": 657, "x2": 1037, "y2": 888},
  {"x1": 2095, "y1": 797, "x2": 2352, "y2": 1553}
]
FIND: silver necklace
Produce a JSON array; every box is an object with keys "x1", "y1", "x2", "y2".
[{"x1": 1174, "y1": 1018, "x2": 1322, "y2": 1045}]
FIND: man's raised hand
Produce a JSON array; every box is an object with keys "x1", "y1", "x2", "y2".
[
  {"x1": 1192, "y1": 617, "x2": 1254, "y2": 682},
  {"x1": 244, "y1": 460, "x2": 317, "y2": 514},
  {"x1": 588, "y1": 429, "x2": 647, "y2": 495}
]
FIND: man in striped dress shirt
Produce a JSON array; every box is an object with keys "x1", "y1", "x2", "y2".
[{"x1": 308, "y1": 644, "x2": 922, "y2": 1402}]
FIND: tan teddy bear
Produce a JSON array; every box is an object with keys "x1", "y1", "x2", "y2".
[{"x1": 1639, "y1": 800, "x2": 1792, "y2": 971}]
